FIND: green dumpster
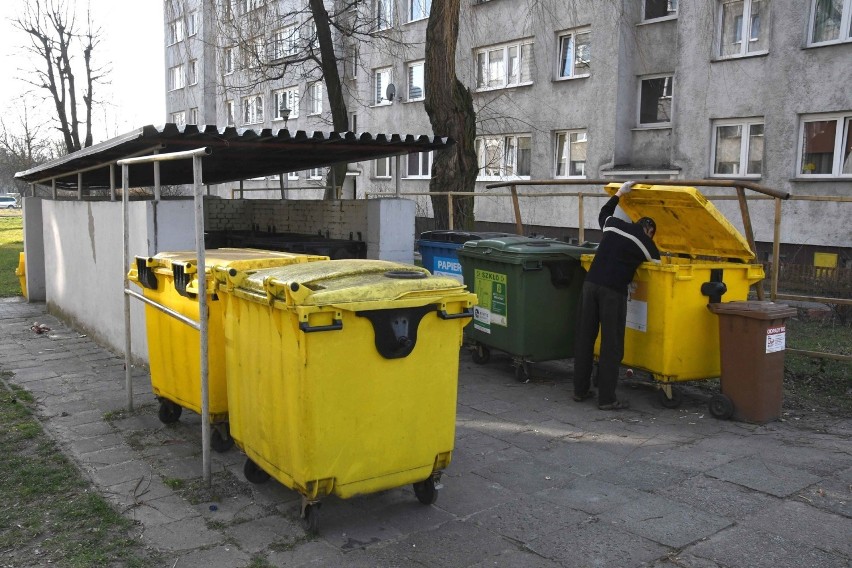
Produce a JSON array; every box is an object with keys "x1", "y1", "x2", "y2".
[{"x1": 457, "y1": 236, "x2": 596, "y2": 381}]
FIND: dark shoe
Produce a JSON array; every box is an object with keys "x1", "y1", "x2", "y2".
[
  {"x1": 598, "y1": 400, "x2": 630, "y2": 410},
  {"x1": 573, "y1": 390, "x2": 596, "y2": 402}
]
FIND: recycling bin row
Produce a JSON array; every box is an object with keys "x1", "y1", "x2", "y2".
[{"x1": 128, "y1": 251, "x2": 475, "y2": 533}]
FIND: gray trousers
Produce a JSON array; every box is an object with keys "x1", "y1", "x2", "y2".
[{"x1": 573, "y1": 281, "x2": 627, "y2": 406}]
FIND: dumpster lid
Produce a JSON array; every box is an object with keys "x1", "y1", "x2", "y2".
[
  {"x1": 458, "y1": 236, "x2": 597, "y2": 261},
  {"x1": 707, "y1": 301, "x2": 798, "y2": 320},
  {"x1": 144, "y1": 248, "x2": 328, "y2": 273},
  {"x1": 604, "y1": 183, "x2": 756, "y2": 261},
  {"x1": 236, "y1": 259, "x2": 470, "y2": 306},
  {"x1": 418, "y1": 230, "x2": 515, "y2": 244}
]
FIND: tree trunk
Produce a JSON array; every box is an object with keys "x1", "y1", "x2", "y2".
[{"x1": 424, "y1": 0, "x2": 477, "y2": 230}]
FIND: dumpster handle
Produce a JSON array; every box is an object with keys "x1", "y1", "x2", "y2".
[
  {"x1": 299, "y1": 319, "x2": 343, "y2": 333},
  {"x1": 437, "y1": 308, "x2": 474, "y2": 320}
]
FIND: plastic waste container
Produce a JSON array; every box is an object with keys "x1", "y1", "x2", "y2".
[
  {"x1": 579, "y1": 183, "x2": 765, "y2": 407},
  {"x1": 15, "y1": 252, "x2": 26, "y2": 298},
  {"x1": 213, "y1": 259, "x2": 476, "y2": 533},
  {"x1": 457, "y1": 236, "x2": 597, "y2": 382},
  {"x1": 417, "y1": 230, "x2": 514, "y2": 283},
  {"x1": 127, "y1": 248, "x2": 328, "y2": 451},
  {"x1": 707, "y1": 301, "x2": 798, "y2": 423}
]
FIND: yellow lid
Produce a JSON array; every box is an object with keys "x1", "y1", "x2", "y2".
[{"x1": 144, "y1": 248, "x2": 329, "y2": 274}]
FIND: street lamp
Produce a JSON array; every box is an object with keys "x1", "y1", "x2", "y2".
[{"x1": 282, "y1": 107, "x2": 291, "y2": 129}]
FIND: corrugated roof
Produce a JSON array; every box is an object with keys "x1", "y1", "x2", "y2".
[{"x1": 15, "y1": 123, "x2": 453, "y2": 190}]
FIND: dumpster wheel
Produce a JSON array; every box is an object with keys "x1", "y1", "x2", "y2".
[
  {"x1": 243, "y1": 457, "x2": 270, "y2": 484},
  {"x1": 709, "y1": 393, "x2": 734, "y2": 420},
  {"x1": 301, "y1": 499, "x2": 321, "y2": 535},
  {"x1": 471, "y1": 343, "x2": 490, "y2": 365},
  {"x1": 157, "y1": 399, "x2": 182, "y2": 424},
  {"x1": 658, "y1": 385, "x2": 683, "y2": 409},
  {"x1": 211, "y1": 423, "x2": 234, "y2": 453},
  {"x1": 413, "y1": 472, "x2": 442, "y2": 505}
]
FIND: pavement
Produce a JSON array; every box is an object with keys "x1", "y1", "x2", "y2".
[{"x1": 1, "y1": 296, "x2": 850, "y2": 568}]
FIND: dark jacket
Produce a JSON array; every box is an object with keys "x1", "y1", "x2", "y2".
[{"x1": 585, "y1": 195, "x2": 661, "y2": 294}]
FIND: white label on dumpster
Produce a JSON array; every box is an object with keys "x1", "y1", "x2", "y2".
[
  {"x1": 626, "y1": 280, "x2": 649, "y2": 332},
  {"x1": 473, "y1": 306, "x2": 491, "y2": 334},
  {"x1": 766, "y1": 326, "x2": 786, "y2": 353},
  {"x1": 435, "y1": 256, "x2": 464, "y2": 283}
]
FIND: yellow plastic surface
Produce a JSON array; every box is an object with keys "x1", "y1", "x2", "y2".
[
  {"x1": 218, "y1": 259, "x2": 476, "y2": 499},
  {"x1": 15, "y1": 252, "x2": 26, "y2": 299},
  {"x1": 127, "y1": 248, "x2": 328, "y2": 421}
]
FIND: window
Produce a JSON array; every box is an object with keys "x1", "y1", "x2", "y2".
[
  {"x1": 167, "y1": 18, "x2": 184, "y2": 45},
  {"x1": 188, "y1": 60, "x2": 198, "y2": 85},
  {"x1": 350, "y1": 112, "x2": 358, "y2": 132},
  {"x1": 555, "y1": 130, "x2": 588, "y2": 178},
  {"x1": 407, "y1": 61, "x2": 424, "y2": 100},
  {"x1": 243, "y1": 94, "x2": 263, "y2": 124},
  {"x1": 187, "y1": 11, "x2": 198, "y2": 36},
  {"x1": 274, "y1": 24, "x2": 299, "y2": 58},
  {"x1": 171, "y1": 111, "x2": 186, "y2": 126},
  {"x1": 644, "y1": 0, "x2": 678, "y2": 20},
  {"x1": 718, "y1": 0, "x2": 768, "y2": 57},
  {"x1": 475, "y1": 40, "x2": 535, "y2": 90},
  {"x1": 303, "y1": 20, "x2": 319, "y2": 51},
  {"x1": 346, "y1": 46, "x2": 359, "y2": 80},
  {"x1": 245, "y1": 36, "x2": 264, "y2": 68},
  {"x1": 376, "y1": 0, "x2": 393, "y2": 30},
  {"x1": 405, "y1": 151, "x2": 432, "y2": 177},
  {"x1": 375, "y1": 157, "x2": 392, "y2": 178},
  {"x1": 168, "y1": 64, "x2": 185, "y2": 90},
  {"x1": 408, "y1": 0, "x2": 431, "y2": 22},
  {"x1": 557, "y1": 29, "x2": 590, "y2": 79},
  {"x1": 308, "y1": 82, "x2": 323, "y2": 115},
  {"x1": 224, "y1": 46, "x2": 235, "y2": 74},
  {"x1": 475, "y1": 134, "x2": 532, "y2": 178},
  {"x1": 798, "y1": 113, "x2": 852, "y2": 177},
  {"x1": 374, "y1": 67, "x2": 393, "y2": 105},
  {"x1": 274, "y1": 87, "x2": 299, "y2": 120},
  {"x1": 639, "y1": 75, "x2": 673, "y2": 126},
  {"x1": 809, "y1": 0, "x2": 852, "y2": 44},
  {"x1": 189, "y1": 108, "x2": 199, "y2": 124},
  {"x1": 308, "y1": 167, "x2": 324, "y2": 179},
  {"x1": 225, "y1": 100, "x2": 234, "y2": 125},
  {"x1": 711, "y1": 120, "x2": 764, "y2": 176}
]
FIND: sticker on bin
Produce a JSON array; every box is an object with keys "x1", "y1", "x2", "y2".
[
  {"x1": 435, "y1": 256, "x2": 464, "y2": 283},
  {"x1": 626, "y1": 280, "x2": 649, "y2": 332},
  {"x1": 766, "y1": 326, "x2": 786, "y2": 353},
  {"x1": 473, "y1": 269, "x2": 508, "y2": 330},
  {"x1": 473, "y1": 306, "x2": 491, "y2": 334}
]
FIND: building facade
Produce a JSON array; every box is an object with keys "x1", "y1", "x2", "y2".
[{"x1": 164, "y1": 0, "x2": 852, "y2": 264}]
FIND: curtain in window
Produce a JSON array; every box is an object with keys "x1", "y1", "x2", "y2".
[
  {"x1": 812, "y1": 0, "x2": 842, "y2": 42},
  {"x1": 747, "y1": 124, "x2": 764, "y2": 175},
  {"x1": 801, "y1": 120, "x2": 836, "y2": 174},
  {"x1": 516, "y1": 137, "x2": 531, "y2": 176}
]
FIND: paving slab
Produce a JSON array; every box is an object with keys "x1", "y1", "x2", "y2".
[{"x1": 706, "y1": 456, "x2": 823, "y2": 497}]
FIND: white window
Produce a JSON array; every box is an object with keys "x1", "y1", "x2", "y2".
[
  {"x1": 243, "y1": 94, "x2": 263, "y2": 124},
  {"x1": 808, "y1": 0, "x2": 852, "y2": 45},
  {"x1": 287, "y1": 172, "x2": 299, "y2": 181},
  {"x1": 171, "y1": 111, "x2": 186, "y2": 126},
  {"x1": 476, "y1": 40, "x2": 534, "y2": 91},
  {"x1": 303, "y1": 20, "x2": 319, "y2": 50},
  {"x1": 346, "y1": 46, "x2": 359, "y2": 80},
  {"x1": 639, "y1": 75, "x2": 673, "y2": 126},
  {"x1": 718, "y1": 0, "x2": 768, "y2": 58},
  {"x1": 187, "y1": 12, "x2": 198, "y2": 36},
  {"x1": 644, "y1": 0, "x2": 678, "y2": 21},
  {"x1": 350, "y1": 112, "x2": 358, "y2": 132},
  {"x1": 308, "y1": 167, "x2": 324, "y2": 179},
  {"x1": 188, "y1": 60, "x2": 198, "y2": 85},
  {"x1": 407, "y1": 61, "x2": 425, "y2": 100},
  {"x1": 376, "y1": 0, "x2": 393, "y2": 30},
  {"x1": 557, "y1": 29, "x2": 590, "y2": 79},
  {"x1": 274, "y1": 87, "x2": 299, "y2": 120},
  {"x1": 308, "y1": 82, "x2": 323, "y2": 115},
  {"x1": 375, "y1": 157, "x2": 392, "y2": 178},
  {"x1": 274, "y1": 24, "x2": 299, "y2": 58},
  {"x1": 245, "y1": 36, "x2": 264, "y2": 68},
  {"x1": 169, "y1": 64, "x2": 185, "y2": 90},
  {"x1": 374, "y1": 67, "x2": 393, "y2": 105},
  {"x1": 168, "y1": 19, "x2": 184, "y2": 45},
  {"x1": 225, "y1": 100, "x2": 235, "y2": 125},
  {"x1": 408, "y1": 0, "x2": 430, "y2": 22},
  {"x1": 224, "y1": 46, "x2": 235, "y2": 74},
  {"x1": 476, "y1": 134, "x2": 532, "y2": 179},
  {"x1": 555, "y1": 130, "x2": 588, "y2": 178},
  {"x1": 711, "y1": 119, "x2": 764, "y2": 177},
  {"x1": 189, "y1": 108, "x2": 199, "y2": 124},
  {"x1": 798, "y1": 113, "x2": 852, "y2": 177},
  {"x1": 405, "y1": 151, "x2": 432, "y2": 177}
]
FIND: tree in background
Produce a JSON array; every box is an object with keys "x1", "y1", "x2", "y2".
[{"x1": 0, "y1": 102, "x2": 59, "y2": 194}]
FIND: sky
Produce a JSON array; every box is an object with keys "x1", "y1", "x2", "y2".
[{"x1": 0, "y1": 0, "x2": 166, "y2": 144}]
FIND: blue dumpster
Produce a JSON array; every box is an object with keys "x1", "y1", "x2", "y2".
[{"x1": 417, "y1": 231, "x2": 513, "y2": 283}]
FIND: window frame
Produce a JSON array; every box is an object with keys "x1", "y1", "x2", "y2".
[
  {"x1": 273, "y1": 87, "x2": 300, "y2": 120},
  {"x1": 167, "y1": 18, "x2": 185, "y2": 45},
  {"x1": 225, "y1": 100, "x2": 235, "y2": 126},
  {"x1": 189, "y1": 107, "x2": 199, "y2": 125},
  {"x1": 168, "y1": 64, "x2": 186, "y2": 91},
  {"x1": 308, "y1": 82, "x2": 323, "y2": 115},
  {"x1": 407, "y1": 0, "x2": 431, "y2": 22},
  {"x1": 407, "y1": 61, "x2": 425, "y2": 101},
  {"x1": 187, "y1": 11, "x2": 198, "y2": 37},
  {"x1": 642, "y1": 0, "x2": 678, "y2": 22},
  {"x1": 374, "y1": 157, "x2": 392, "y2": 179},
  {"x1": 554, "y1": 129, "x2": 588, "y2": 179},
  {"x1": 171, "y1": 111, "x2": 186, "y2": 126},
  {"x1": 274, "y1": 24, "x2": 299, "y2": 59},
  {"x1": 556, "y1": 28, "x2": 591, "y2": 80},
  {"x1": 404, "y1": 151, "x2": 432, "y2": 178},
  {"x1": 710, "y1": 118, "x2": 765, "y2": 178},
  {"x1": 807, "y1": 0, "x2": 852, "y2": 45},
  {"x1": 374, "y1": 67, "x2": 393, "y2": 105},
  {"x1": 475, "y1": 134, "x2": 533, "y2": 180},
  {"x1": 716, "y1": 0, "x2": 769, "y2": 59},
  {"x1": 475, "y1": 39, "x2": 535, "y2": 92},
  {"x1": 224, "y1": 46, "x2": 236, "y2": 75},
  {"x1": 375, "y1": 0, "x2": 394, "y2": 31},
  {"x1": 188, "y1": 59, "x2": 198, "y2": 86},
  {"x1": 242, "y1": 94, "x2": 264, "y2": 125},
  {"x1": 796, "y1": 112, "x2": 852, "y2": 178},
  {"x1": 637, "y1": 74, "x2": 674, "y2": 127}
]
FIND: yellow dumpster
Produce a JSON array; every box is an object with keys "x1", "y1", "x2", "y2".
[
  {"x1": 580, "y1": 184, "x2": 765, "y2": 407},
  {"x1": 127, "y1": 248, "x2": 328, "y2": 451},
  {"x1": 15, "y1": 252, "x2": 26, "y2": 298},
  {"x1": 214, "y1": 259, "x2": 476, "y2": 532}
]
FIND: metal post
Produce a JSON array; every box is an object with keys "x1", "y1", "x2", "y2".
[
  {"x1": 122, "y1": 163, "x2": 133, "y2": 412},
  {"x1": 154, "y1": 154, "x2": 161, "y2": 202},
  {"x1": 239, "y1": 180, "x2": 244, "y2": 199},
  {"x1": 447, "y1": 193, "x2": 454, "y2": 230},
  {"x1": 110, "y1": 164, "x2": 116, "y2": 201},
  {"x1": 77, "y1": 172, "x2": 83, "y2": 201},
  {"x1": 279, "y1": 173, "x2": 286, "y2": 200},
  {"x1": 578, "y1": 192, "x2": 585, "y2": 243},
  {"x1": 771, "y1": 198, "x2": 782, "y2": 301},
  {"x1": 193, "y1": 154, "x2": 211, "y2": 484}
]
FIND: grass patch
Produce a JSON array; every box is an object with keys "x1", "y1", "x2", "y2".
[
  {"x1": 0, "y1": 210, "x2": 24, "y2": 298},
  {"x1": 0, "y1": 379, "x2": 157, "y2": 566}
]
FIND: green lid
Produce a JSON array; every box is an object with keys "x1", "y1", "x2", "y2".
[{"x1": 457, "y1": 236, "x2": 596, "y2": 263}]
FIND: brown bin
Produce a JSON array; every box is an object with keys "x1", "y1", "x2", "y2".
[{"x1": 707, "y1": 301, "x2": 798, "y2": 423}]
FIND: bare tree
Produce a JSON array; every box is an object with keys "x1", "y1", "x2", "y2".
[
  {"x1": 0, "y1": 102, "x2": 59, "y2": 195},
  {"x1": 14, "y1": 0, "x2": 107, "y2": 154},
  {"x1": 424, "y1": 0, "x2": 477, "y2": 230}
]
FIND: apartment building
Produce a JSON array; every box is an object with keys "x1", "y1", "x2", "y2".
[{"x1": 164, "y1": 0, "x2": 852, "y2": 264}]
